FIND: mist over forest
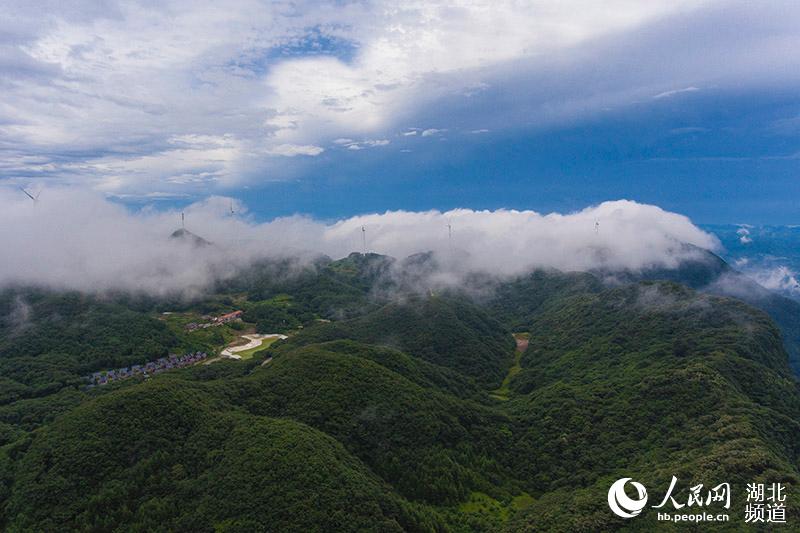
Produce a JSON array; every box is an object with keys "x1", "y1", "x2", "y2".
[{"x1": 1, "y1": 188, "x2": 718, "y2": 296}]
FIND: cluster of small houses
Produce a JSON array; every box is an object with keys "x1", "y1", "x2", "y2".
[
  {"x1": 85, "y1": 311, "x2": 246, "y2": 387},
  {"x1": 86, "y1": 351, "x2": 208, "y2": 387},
  {"x1": 185, "y1": 310, "x2": 243, "y2": 331}
]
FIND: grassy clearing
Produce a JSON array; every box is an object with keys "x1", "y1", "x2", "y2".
[
  {"x1": 459, "y1": 492, "x2": 509, "y2": 521},
  {"x1": 510, "y1": 493, "x2": 535, "y2": 510},
  {"x1": 490, "y1": 332, "x2": 529, "y2": 401},
  {"x1": 235, "y1": 336, "x2": 281, "y2": 360},
  {"x1": 457, "y1": 491, "x2": 535, "y2": 525},
  {"x1": 458, "y1": 492, "x2": 535, "y2": 527}
]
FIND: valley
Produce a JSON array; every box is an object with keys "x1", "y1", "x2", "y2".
[{"x1": 490, "y1": 333, "x2": 528, "y2": 401}]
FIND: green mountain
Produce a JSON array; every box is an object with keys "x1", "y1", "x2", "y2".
[
  {"x1": 279, "y1": 295, "x2": 515, "y2": 387},
  {"x1": 623, "y1": 246, "x2": 800, "y2": 374},
  {"x1": 502, "y1": 281, "x2": 800, "y2": 531},
  {"x1": 1, "y1": 381, "x2": 433, "y2": 532},
  {"x1": 1, "y1": 253, "x2": 799, "y2": 531}
]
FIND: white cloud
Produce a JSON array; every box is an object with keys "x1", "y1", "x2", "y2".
[
  {"x1": 736, "y1": 226, "x2": 753, "y2": 244},
  {"x1": 470, "y1": 129, "x2": 490, "y2": 134},
  {"x1": 267, "y1": 144, "x2": 324, "y2": 157},
  {"x1": 745, "y1": 265, "x2": 800, "y2": 295},
  {"x1": 653, "y1": 86, "x2": 700, "y2": 99},
  {"x1": 421, "y1": 128, "x2": 446, "y2": 137},
  {"x1": 0, "y1": 188, "x2": 719, "y2": 295},
  {"x1": 337, "y1": 139, "x2": 390, "y2": 150}
]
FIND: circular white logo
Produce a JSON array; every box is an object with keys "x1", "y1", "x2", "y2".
[{"x1": 608, "y1": 478, "x2": 648, "y2": 518}]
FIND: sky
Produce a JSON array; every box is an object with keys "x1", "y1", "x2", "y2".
[{"x1": 1, "y1": 0, "x2": 799, "y2": 224}]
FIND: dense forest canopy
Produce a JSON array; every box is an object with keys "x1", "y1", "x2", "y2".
[{"x1": 1, "y1": 251, "x2": 798, "y2": 531}]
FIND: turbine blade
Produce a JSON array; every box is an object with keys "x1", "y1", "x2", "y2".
[{"x1": 19, "y1": 187, "x2": 35, "y2": 201}]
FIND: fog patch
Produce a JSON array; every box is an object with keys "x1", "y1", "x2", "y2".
[
  {"x1": 3, "y1": 295, "x2": 33, "y2": 337},
  {"x1": 707, "y1": 271, "x2": 771, "y2": 304},
  {"x1": 624, "y1": 284, "x2": 713, "y2": 315},
  {"x1": 741, "y1": 265, "x2": 800, "y2": 298}
]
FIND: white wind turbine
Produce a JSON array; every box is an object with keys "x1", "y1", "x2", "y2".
[
  {"x1": 19, "y1": 186, "x2": 41, "y2": 205},
  {"x1": 361, "y1": 225, "x2": 367, "y2": 254}
]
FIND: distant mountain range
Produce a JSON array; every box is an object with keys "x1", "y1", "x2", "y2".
[{"x1": 703, "y1": 224, "x2": 800, "y2": 301}]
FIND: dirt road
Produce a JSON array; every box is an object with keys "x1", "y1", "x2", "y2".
[{"x1": 221, "y1": 334, "x2": 287, "y2": 359}]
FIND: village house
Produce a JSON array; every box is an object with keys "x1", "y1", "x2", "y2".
[
  {"x1": 213, "y1": 310, "x2": 243, "y2": 324},
  {"x1": 85, "y1": 351, "x2": 208, "y2": 386},
  {"x1": 185, "y1": 310, "x2": 243, "y2": 331}
]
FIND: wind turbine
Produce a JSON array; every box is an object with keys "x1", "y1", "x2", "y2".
[
  {"x1": 229, "y1": 200, "x2": 235, "y2": 217},
  {"x1": 19, "y1": 187, "x2": 41, "y2": 205},
  {"x1": 595, "y1": 220, "x2": 600, "y2": 234},
  {"x1": 361, "y1": 225, "x2": 367, "y2": 254},
  {"x1": 181, "y1": 212, "x2": 185, "y2": 229},
  {"x1": 446, "y1": 220, "x2": 453, "y2": 251}
]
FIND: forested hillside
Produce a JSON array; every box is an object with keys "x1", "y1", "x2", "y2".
[
  {"x1": 1, "y1": 255, "x2": 799, "y2": 531},
  {"x1": 279, "y1": 295, "x2": 515, "y2": 386},
  {"x1": 502, "y1": 281, "x2": 800, "y2": 531}
]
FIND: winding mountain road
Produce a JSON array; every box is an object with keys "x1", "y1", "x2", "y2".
[{"x1": 221, "y1": 334, "x2": 287, "y2": 359}]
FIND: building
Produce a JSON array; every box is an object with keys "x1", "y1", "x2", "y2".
[{"x1": 213, "y1": 310, "x2": 243, "y2": 323}]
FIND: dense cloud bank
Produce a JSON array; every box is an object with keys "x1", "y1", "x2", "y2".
[{"x1": 0, "y1": 188, "x2": 718, "y2": 295}]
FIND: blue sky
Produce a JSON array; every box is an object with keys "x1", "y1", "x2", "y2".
[
  {"x1": 1, "y1": 0, "x2": 799, "y2": 224},
  {"x1": 248, "y1": 86, "x2": 800, "y2": 224}
]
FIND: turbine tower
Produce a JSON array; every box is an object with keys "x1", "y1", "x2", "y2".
[
  {"x1": 446, "y1": 220, "x2": 453, "y2": 251},
  {"x1": 361, "y1": 225, "x2": 367, "y2": 254},
  {"x1": 182, "y1": 212, "x2": 185, "y2": 229},
  {"x1": 595, "y1": 220, "x2": 600, "y2": 234}
]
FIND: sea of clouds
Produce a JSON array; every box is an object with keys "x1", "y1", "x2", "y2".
[{"x1": 0, "y1": 188, "x2": 719, "y2": 296}]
